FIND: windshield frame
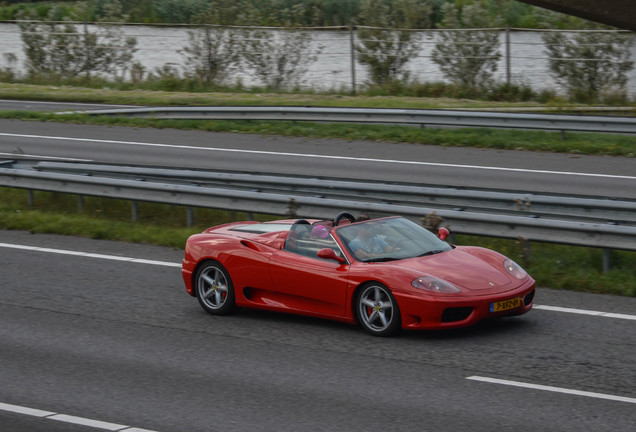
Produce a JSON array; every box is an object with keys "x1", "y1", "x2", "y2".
[{"x1": 334, "y1": 216, "x2": 452, "y2": 263}]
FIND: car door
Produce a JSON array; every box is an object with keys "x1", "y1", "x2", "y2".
[{"x1": 269, "y1": 229, "x2": 349, "y2": 317}]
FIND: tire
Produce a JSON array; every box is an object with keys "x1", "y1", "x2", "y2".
[
  {"x1": 194, "y1": 261, "x2": 237, "y2": 315},
  {"x1": 355, "y1": 283, "x2": 401, "y2": 336}
]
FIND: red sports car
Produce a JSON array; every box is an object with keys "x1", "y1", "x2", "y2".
[{"x1": 182, "y1": 212, "x2": 535, "y2": 336}]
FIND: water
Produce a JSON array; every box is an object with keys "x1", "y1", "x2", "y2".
[{"x1": 1, "y1": 23, "x2": 635, "y2": 96}]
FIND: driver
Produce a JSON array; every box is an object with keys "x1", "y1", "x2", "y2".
[{"x1": 348, "y1": 223, "x2": 398, "y2": 260}]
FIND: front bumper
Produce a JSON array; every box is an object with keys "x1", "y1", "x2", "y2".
[{"x1": 396, "y1": 278, "x2": 536, "y2": 330}]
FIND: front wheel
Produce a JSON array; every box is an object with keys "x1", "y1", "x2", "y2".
[
  {"x1": 355, "y1": 283, "x2": 401, "y2": 336},
  {"x1": 194, "y1": 261, "x2": 237, "y2": 315}
]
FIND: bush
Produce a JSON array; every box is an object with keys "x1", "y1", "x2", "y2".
[
  {"x1": 543, "y1": 31, "x2": 634, "y2": 103},
  {"x1": 355, "y1": 0, "x2": 432, "y2": 86},
  {"x1": 17, "y1": 7, "x2": 137, "y2": 82},
  {"x1": 487, "y1": 83, "x2": 536, "y2": 102},
  {"x1": 431, "y1": 2, "x2": 501, "y2": 89}
]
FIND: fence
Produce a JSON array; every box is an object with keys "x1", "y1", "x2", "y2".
[{"x1": 1, "y1": 22, "x2": 634, "y2": 95}]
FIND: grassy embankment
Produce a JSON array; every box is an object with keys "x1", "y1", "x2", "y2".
[{"x1": 0, "y1": 83, "x2": 635, "y2": 297}]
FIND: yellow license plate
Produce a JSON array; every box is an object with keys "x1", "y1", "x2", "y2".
[{"x1": 490, "y1": 297, "x2": 521, "y2": 313}]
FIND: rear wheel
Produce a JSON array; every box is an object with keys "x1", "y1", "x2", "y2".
[
  {"x1": 195, "y1": 261, "x2": 236, "y2": 315},
  {"x1": 355, "y1": 283, "x2": 401, "y2": 336}
]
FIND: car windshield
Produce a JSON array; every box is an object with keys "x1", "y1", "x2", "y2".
[{"x1": 336, "y1": 217, "x2": 452, "y2": 262}]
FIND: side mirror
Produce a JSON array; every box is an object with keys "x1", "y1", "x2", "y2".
[
  {"x1": 317, "y1": 248, "x2": 346, "y2": 264},
  {"x1": 438, "y1": 227, "x2": 450, "y2": 241}
]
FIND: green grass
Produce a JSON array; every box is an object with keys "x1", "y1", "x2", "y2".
[
  {"x1": 2, "y1": 81, "x2": 635, "y2": 111},
  {"x1": 1, "y1": 188, "x2": 635, "y2": 297},
  {"x1": 0, "y1": 188, "x2": 274, "y2": 248},
  {"x1": 0, "y1": 82, "x2": 542, "y2": 108}
]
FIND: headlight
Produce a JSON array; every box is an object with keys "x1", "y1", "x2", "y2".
[
  {"x1": 412, "y1": 276, "x2": 460, "y2": 293},
  {"x1": 504, "y1": 259, "x2": 527, "y2": 279}
]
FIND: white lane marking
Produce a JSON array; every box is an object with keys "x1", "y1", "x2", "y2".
[
  {"x1": 467, "y1": 376, "x2": 636, "y2": 405},
  {"x1": 0, "y1": 243, "x2": 181, "y2": 268},
  {"x1": 533, "y1": 305, "x2": 636, "y2": 320},
  {"x1": 2, "y1": 242, "x2": 635, "y2": 320},
  {"x1": 0, "y1": 152, "x2": 92, "y2": 161},
  {"x1": 0, "y1": 401, "x2": 55, "y2": 417},
  {"x1": 0, "y1": 401, "x2": 158, "y2": 431},
  {"x1": 0, "y1": 132, "x2": 634, "y2": 181},
  {"x1": 48, "y1": 414, "x2": 129, "y2": 430}
]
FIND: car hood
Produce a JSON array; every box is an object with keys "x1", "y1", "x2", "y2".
[{"x1": 394, "y1": 247, "x2": 513, "y2": 292}]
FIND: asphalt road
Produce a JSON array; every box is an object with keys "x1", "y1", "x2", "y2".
[
  {"x1": 1, "y1": 106, "x2": 635, "y2": 431},
  {"x1": 0, "y1": 231, "x2": 635, "y2": 432},
  {"x1": 0, "y1": 116, "x2": 635, "y2": 199}
]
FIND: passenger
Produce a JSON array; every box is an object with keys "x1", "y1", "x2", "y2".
[
  {"x1": 311, "y1": 225, "x2": 329, "y2": 239},
  {"x1": 348, "y1": 223, "x2": 397, "y2": 260}
]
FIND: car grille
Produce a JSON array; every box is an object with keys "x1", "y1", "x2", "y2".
[
  {"x1": 442, "y1": 307, "x2": 474, "y2": 323},
  {"x1": 523, "y1": 290, "x2": 535, "y2": 306}
]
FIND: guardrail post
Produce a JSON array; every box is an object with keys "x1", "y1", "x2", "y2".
[
  {"x1": 524, "y1": 240, "x2": 532, "y2": 264},
  {"x1": 131, "y1": 200, "x2": 138, "y2": 222},
  {"x1": 517, "y1": 237, "x2": 532, "y2": 266},
  {"x1": 186, "y1": 206, "x2": 194, "y2": 227},
  {"x1": 78, "y1": 194, "x2": 84, "y2": 212},
  {"x1": 287, "y1": 198, "x2": 299, "y2": 218},
  {"x1": 247, "y1": 212, "x2": 254, "y2": 221},
  {"x1": 27, "y1": 189, "x2": 34, "y2": 207},
  {"x1": 603, "y1": 249, "x2": 611, "y2": 273}
]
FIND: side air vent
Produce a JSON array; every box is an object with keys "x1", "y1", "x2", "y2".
[
  {"x1": 243, "y1": 287, "x2": 252, "y2": 300},
  {"x1": 240, "y1": 240, "x2": 260, "y2": 251},
  {"x1": 523, "y1": 290, "x2": 535, "y2": 306}
]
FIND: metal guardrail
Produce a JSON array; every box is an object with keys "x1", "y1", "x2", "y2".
[
  {"x1": 59, "y1": 106, "x2": 636, "y2": 134},
  {"x1": 2, "y1": 159, "x2": 636, "y2": 258},
  {"x1": 32, "y1": 161, "x2": 636, "y2": 225}
]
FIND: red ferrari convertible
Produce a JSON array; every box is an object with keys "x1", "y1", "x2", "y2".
[{"x1": 182, "y1": 212, "x2": 535, "y2": 336}]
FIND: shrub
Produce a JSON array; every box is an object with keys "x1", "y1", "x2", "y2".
[
  {"x1": 431, "y1": 2, "x2": 501, "y2": 89},
  {"x1": 543, "y1": 31, "x2": 634, "y2": 103}
]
